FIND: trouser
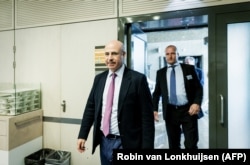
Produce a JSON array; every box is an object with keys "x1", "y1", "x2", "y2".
[
  {"x1": 100, "y1": 133, "x2": 122, "y2": 165},
  {"x1": 165, "y1": 104, "x2": 199, "y2": 149}
]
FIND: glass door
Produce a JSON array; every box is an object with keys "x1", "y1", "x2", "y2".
[
  {"x1": 214, "y1": 11, "x2": 250, "y2": 148},
  {"x1": 128, "y1": 16, "x2": 209, "y2": 149},
  {"x1": 130, "y1": 24, "x2": 147, "y2": 75}
]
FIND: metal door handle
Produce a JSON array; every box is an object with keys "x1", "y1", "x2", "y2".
[
  {"x1": 61, "y1": 100, "x2": 66, "y2": 112},
  {"x1": 219, "y1": 94, "x2": 224, "y2": 125}
]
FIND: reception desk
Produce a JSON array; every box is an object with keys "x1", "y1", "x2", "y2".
[{"x1": 0, "y1": 109, "x2": 43, "y2": 165}]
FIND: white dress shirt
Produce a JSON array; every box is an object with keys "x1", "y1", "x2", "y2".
[
  {"x1": 167, "y1": 63, "x2": 188, "y2": 105},
  {"x1": 101, "y1": 64, "x2": 125, "y2": 135}
]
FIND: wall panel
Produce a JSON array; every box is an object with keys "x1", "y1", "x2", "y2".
[{"x1": 119, "y1": 0, "x2": 250, "y2": 16}]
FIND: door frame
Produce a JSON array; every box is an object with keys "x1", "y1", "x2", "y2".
[
  {"x1": 213, "y1": 10, "x2": 250, "y2": 148},
  {"x1": 118, "y1": 2, "x2": 250, "y2": 149}
]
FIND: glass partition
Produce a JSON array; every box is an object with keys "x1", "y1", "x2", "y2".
[{"x1": 0, "y1": 2, "x2": 41, "y2": 116}]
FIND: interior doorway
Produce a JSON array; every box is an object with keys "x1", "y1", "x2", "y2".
[
  {"x1": 129, "y1": 15, "x2": 209, "y2": 149},
  {"x1": 118, "y1": 1, "x2": 250, "y2": 149},
  {"x1": 214, "y1": 10, "x2": 250, "y2": 148}
]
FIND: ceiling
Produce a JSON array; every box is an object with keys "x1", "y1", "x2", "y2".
[{"x1": 135, "y1": 15, "x2": 208, "y2": 32}]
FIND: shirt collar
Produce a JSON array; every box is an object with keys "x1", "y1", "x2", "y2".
[
  {"x1": 108, "y1": 64, "x2": 125, "y2": 77},
  {"x1": 167, "y1": 62, "x2": 179, "y2": 68}
]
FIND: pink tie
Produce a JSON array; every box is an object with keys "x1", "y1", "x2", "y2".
[{"x1": 103, "y1": 73, "x2": 116, "y2": 136}]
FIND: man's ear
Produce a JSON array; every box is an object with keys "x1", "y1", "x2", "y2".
[
  {"x1": 122, "y1": 51, "x2": 126, "y2": 56},
  {"x1": 176, "y1": 53, "x2": 179, "y2": 58}
]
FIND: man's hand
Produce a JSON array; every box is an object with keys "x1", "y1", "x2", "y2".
[
  {"x1": 188, "y1": 104, "x2": 200, "y2": 116},
  {"x1": 77, "y1": 139, "x2": 86, "y2": 153},
  {"x1": 154, "y1": 111, "x2": 159, "y2": 122}
]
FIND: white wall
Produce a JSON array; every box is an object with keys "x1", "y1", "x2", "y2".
[{"x1": 12, "y1": 19, "x2": 117, "y2": 164}]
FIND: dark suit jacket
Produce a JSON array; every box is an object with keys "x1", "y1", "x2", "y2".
[
  {"x1": 152, "y1": 63, "x2": 203, "y2": 120},
  {"x1": 78, "y1": 67, "x2": 155, "y2": 154}
]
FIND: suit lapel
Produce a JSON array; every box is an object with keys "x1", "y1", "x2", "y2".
[
  {"x1": 161, "y1": 67, "x2": 168, "y2": 92},
  {"x1": 96, "y1": 71, "x2": 108, "y2": 116},
  {"x1": 99, "y1": 73, "x2": 108, "y2": 93},
  {"x1": 117, "y1": 68, "x2": 131, "y2": 117},
  {"x1": 180, "y1": 64, "x2": 188, "y2": 84}
]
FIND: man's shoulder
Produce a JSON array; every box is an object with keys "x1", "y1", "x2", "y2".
[
  {"x1": 127, "y1": 68, "x2": 145, "y2": 77},
  {"x1": 181, "y1": 63, "x2": 194, "y2": 68},
  {"x1": 94, "y1": 70, "x2": 108, "y2": 80},
  {"x1": 196, "y1": 67, "x2": 202, "y2": 71},
  {"x1": 157, "y1": 66, "x2": 167, "y2": 72},
  {"x1": 195, "y1": 67, "x2": 203, "y2": 73}
]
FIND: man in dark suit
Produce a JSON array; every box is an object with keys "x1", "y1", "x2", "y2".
[
  {"x1": 77, "y1": 40, "x2": 155, "y2": 165},
  {"x1": 184, "y1": 56, "x2": 205, "y2": 119},
  {"x1": 152, "y1": 45, "x2": 203, "y2": 149}
]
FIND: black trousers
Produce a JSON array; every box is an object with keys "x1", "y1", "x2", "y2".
[{"x1": 165, "y1": 104, "x2": 199, "y2": 149}]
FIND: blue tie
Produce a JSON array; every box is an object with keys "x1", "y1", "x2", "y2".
[{"x1": 170, "y1": 66, "x2": 177, "y2": 105}]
